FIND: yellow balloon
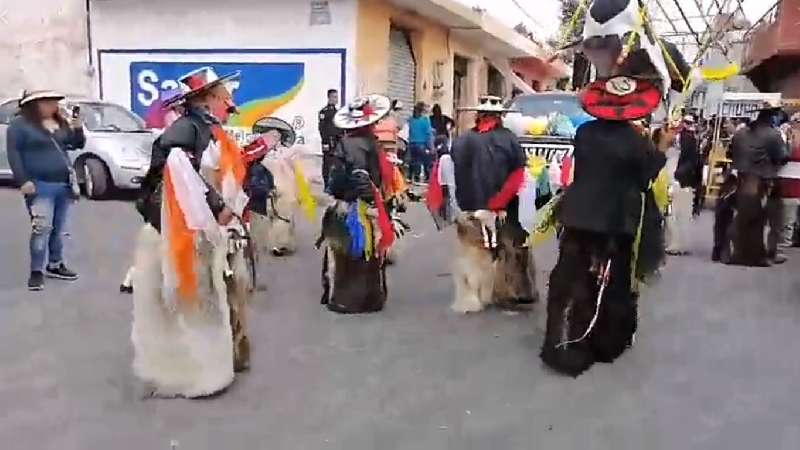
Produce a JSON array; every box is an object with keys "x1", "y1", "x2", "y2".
[{"x1": 528, "y1": 117, "x2": 549, "y2": 136}]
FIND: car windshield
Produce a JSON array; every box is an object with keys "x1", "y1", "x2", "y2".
[
  {"x1": 76, "y1": 102, "x2": 146, "y2": 132},
  {"x1": 510, "y1": 94, "x2": 585, "y2": 118}
]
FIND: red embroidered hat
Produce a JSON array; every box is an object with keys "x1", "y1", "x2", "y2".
[{"x1": 579, "y1": 76, "x2": 660, "y2": 121}]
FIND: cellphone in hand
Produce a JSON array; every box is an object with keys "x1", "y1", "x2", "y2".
[{"x1": 71, "y1": 106, "x2": 81, "y2": 119}]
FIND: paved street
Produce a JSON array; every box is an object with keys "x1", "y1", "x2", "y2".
[{"x1": 1, "y1": 185, "x2": 799, "y2": 450}]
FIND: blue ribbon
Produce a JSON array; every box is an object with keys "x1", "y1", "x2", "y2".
[{"x1": 346, "y1": 203, "x2": 365, "y2": 257}]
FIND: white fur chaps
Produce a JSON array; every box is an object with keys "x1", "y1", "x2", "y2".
[
  {"x1": 451, "y1": 212, "x2": 539, "y2": 313},
  {"x1": 261, "y1": 157, "x2": 298, "y2": 253},
  {"x1": 451, "y1": 214, "x2": 496, "y2": 313},
  {"x1": 130, "y1": 225, "x2": 235, "y2": 398}
]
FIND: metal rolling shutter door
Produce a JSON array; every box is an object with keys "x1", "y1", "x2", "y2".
[{"x1": 388, "y1": 27, "x2": 416, "y2": 123}]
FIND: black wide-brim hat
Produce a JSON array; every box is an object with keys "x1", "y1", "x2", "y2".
[{"x1": 580, "y1": 76, "x2": 661, "y2": 121}]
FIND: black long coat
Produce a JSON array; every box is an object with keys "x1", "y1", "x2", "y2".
[
  {"x1": 451, "y1": 127, "x2": 526, "y2": 212},
  {"x1": 559, "y1": 120, "x2": 666, "y2": 237}
]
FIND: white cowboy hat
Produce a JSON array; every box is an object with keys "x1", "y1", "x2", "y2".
[
  {"x1": 458, "y1": 95, "x2": 517, "y2": 113},
  {"x1": 19, "y1": 90, "x2": 65, "y2": 106},
  {"x1": 165, "y1": 66, "x2": 241, "y2": 106},
  {"x1": 333, "y1": 94, "x2": 391, "y2": 130},
  {"x1": 252, "y1": 116, "x2": 297, "y2": 147}
]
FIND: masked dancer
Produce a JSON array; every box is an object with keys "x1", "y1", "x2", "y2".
[{"x1": 541, "y1": 0, "x2": 689, "y2": 376}]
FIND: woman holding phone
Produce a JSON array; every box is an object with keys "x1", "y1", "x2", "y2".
[{"x1": 6, "y1": 90, "x2": 86, "y2": 291}]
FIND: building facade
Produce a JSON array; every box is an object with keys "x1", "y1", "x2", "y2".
[
  {"x1": 743, "y1": 0, "x2": 800, "y2": 100},
  {"x1": 4, "y1": 0, "x2": 563, "y2": 148}
]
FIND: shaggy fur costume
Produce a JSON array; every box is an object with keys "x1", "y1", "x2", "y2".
[
  {"x1": 225, "y1": 227, "x2": 254, "y2": 373},
  {"x1": 712, "y1": 174, "x2": 737, "y2": 263},
  {"x1": 131, "y1": 225, "x2": 235, "y2": 398},
  {"x1": 451, "y1": 212, "x2": 538, "y2": 313},
  {"x1": 261, "y1": 154, "x2": 299, "y2": 255},
  {"x1": 541, "y1": 229, "x2": 637, "y2": 377},
  {"x1": 320, "y1": 202, "x2": 387, "y2": 314},
  {"x1": 729, "y1": 175, "x2": 771, "y2": 266}
]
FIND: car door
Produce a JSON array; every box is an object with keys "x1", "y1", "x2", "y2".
[{"x1": 0, "y1": 99, "x2": 20, "y2": 179}]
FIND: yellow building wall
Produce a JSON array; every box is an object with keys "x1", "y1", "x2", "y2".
[{"x1": 356, "y1": 0, "x2": 498, "y2": 118}]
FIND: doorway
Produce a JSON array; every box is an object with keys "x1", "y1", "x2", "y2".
[{"x1": 453, "y1": 54, "x2": 470, "y2": 135}]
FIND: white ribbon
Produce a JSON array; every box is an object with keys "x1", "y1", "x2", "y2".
[{"x1": 165, "y1": 148, "x2": 217, "y2": 232}]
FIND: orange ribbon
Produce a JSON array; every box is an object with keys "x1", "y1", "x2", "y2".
[
  {"x1": 213, "y1": 126, "x2": 246, "y2": 188},
  {"x1": 164, "y1": 167, "x2": 200, "y2": 308}
]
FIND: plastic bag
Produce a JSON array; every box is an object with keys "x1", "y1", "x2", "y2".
[
  {"x1": 548, "y1": 113, "x2": 577, "y2": 138},
  {"x1": 518, "y1": 170, "x2": 538, "y2": 233}
]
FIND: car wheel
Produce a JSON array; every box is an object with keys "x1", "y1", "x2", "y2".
[{"x1": 82, "y1": 158, "x2": 110, "y2": 199}]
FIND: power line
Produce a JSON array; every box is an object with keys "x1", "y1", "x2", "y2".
[{"x1": 509, "y1": 0, "x2": 549, "y2": 31}]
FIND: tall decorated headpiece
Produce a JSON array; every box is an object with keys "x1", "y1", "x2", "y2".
[{"x1": 577, "y1": 0, "x2": 691, "y2": 121}]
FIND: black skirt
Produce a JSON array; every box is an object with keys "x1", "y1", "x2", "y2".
[{"x1": 541, "y1": 228, "x2": 638, "y2": 377}]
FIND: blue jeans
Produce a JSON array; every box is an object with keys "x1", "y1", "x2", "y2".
[
  {"x1": 25, "y1": 181, "x2": 74, "y2": 272},
  {"x1": 409, "y1": 143, "x2": 432, "y2": 182}
]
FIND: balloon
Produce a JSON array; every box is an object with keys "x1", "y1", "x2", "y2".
[{"x1": 528, "y1": 116, "x2": 549, "y2": 136}]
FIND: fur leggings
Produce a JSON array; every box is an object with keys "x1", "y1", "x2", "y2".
[{"x1": 541, "y1": 229, "x2": 637, "y2": 377}]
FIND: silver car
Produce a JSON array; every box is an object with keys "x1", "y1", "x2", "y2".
[{"x1": 0, "y1": 97, "x2": 155, "y2": 199}]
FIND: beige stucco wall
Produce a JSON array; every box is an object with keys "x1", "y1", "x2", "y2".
[
  {"x1": 0, "y1": 0, "x2": 92, "y2": 99},
  {"x1": 355, "y1": 0, "x2": 508, "y2": 119}
]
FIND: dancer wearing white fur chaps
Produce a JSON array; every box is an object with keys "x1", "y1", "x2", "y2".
[{"x1": 451, "y1": 210, "x2": 538, "y2": 314}]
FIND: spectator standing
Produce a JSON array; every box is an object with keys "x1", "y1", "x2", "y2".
[
  {"x1": 319, "y1": 89, "x2": 342, "y2": 190},
  {"x1": 407, "y1": 102, "x2": 434, "y2": 183},
  {"x1": 729, "y1": 104, "x2": 788, "y2": 266},
  {"x1": 6, "y1": 90, "x2": 86, "y2": 290},
  {"x1": 774, "y1": 122, "x2": 800, "y2": 258},
  {"x1": 665, "y1": 116, "x2": 699, "y2": 255},
  {"x1": 430, "y1": 103, "x2": 455, "y2": 142}
]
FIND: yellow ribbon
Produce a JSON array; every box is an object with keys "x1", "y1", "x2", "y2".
[
  {"x1": 701, "y1": 64, "x2": 740, "y2": 82},
  {"x1": 358, "y1": 200, "x2": 373, "y2": 261},
  {"x1": 294, "y1": 160, "x2": 317, "y2": 222},
  {"x1": 527, "y1": 155, "x2": 548, "y2": 178},
  {"x1": 652, "y1": 169, "x2": 670, "y2": 214}
]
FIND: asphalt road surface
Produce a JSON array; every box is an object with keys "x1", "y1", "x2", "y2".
[{"x1": 1, "y1": 186, "x2": 799, "y2": 450}]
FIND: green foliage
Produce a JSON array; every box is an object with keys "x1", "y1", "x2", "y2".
[{"x1": 558, "y1": 0, "x2": 584, "y2": 44}]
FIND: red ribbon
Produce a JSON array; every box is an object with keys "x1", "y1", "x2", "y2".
[
  {"x1": 372, "y1": 185, "x2": 395, "y2": 255},
  {"x1": 426, "y1": 159, "x2": 444, "y2": 213},
  {"x1": 363, "y1": 104, "x2": 376, "y2": 120},
  {"x1": 487, "y1": 168, "x2": 525, "y2": 211}
]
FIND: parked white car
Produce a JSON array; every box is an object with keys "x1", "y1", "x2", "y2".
[{"x1": 0, "y1": 96, "x2": 155, "y2": 198}]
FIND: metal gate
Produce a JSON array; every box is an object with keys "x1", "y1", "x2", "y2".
[{"x1": 388, "y1": 27, "x2": 416, "y2": 123}]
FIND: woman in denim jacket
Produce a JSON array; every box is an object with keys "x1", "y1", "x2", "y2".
[{"x1": 6, "y1": 91, "x2": 85, "y2": 291}]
